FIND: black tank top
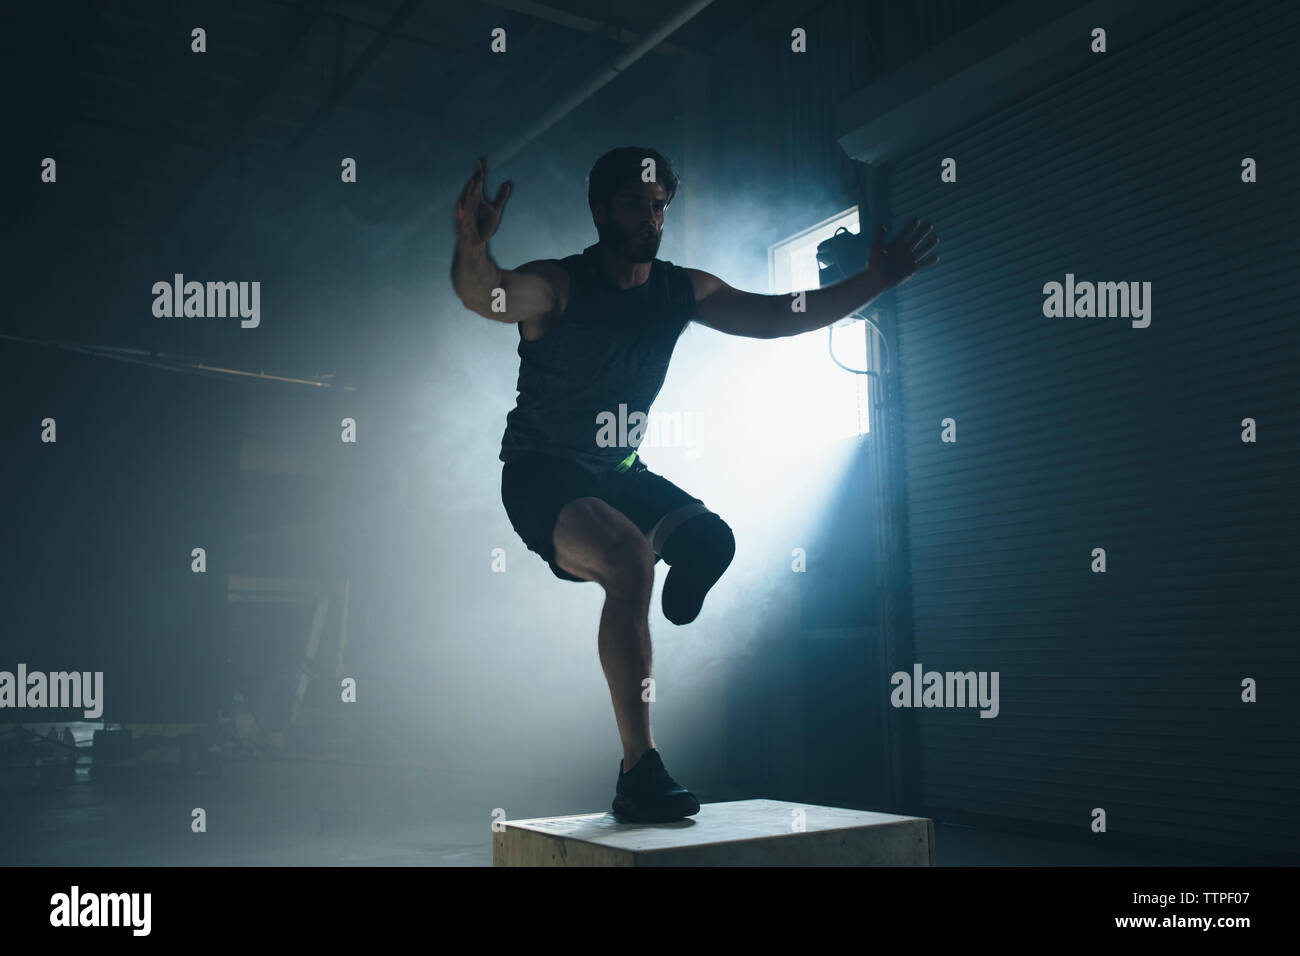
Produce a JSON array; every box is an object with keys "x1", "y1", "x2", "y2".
[{"x1": 499, "y1": 243, "x2": 696, "y2": 472}]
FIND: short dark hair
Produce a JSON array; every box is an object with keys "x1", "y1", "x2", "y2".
[{"x1": 587, "y1": 146, "x2": 679, "y2": 210}]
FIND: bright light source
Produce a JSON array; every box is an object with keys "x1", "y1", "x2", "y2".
[{"x1": 767, "y1": 208, "x2": 870, "y2": 440}]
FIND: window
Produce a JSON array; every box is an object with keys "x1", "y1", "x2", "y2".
[{"x1": 767, "y1": 207, "x2": 871, "y2": 438}]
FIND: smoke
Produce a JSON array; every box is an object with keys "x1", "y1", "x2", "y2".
[{"x1": 341, "y1": 136, "x2": 862, "y2": 816}]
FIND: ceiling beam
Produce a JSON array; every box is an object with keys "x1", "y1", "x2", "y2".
[
  {"x1": 167, "y1": 0, "x2": 336, "y2": 234},
  {"x1": 285, "y1": 0, "x2": 425, "y2": 153},
  {"x1": 196, "y1": 0, "x2": 427, "y2": 262},
  {"x1": 487, "y1": 0, "x2": 709, "y2": 61}
]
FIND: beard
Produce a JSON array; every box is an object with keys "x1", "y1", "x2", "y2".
[{"x1": 598, "y1": 220, "x2": 660, "y2": 263}]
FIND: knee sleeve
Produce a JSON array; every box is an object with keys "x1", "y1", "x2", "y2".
[
  {"x1": 659, "y1": 512, "x2": 735, "y2": 625},
  {"x1": 658, "y1": 510, "x2": 732, "y2": 565}
]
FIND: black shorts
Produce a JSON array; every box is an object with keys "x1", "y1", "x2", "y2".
[{"x1": 500, "y1": 451, "x2": 703, "y2": 582}]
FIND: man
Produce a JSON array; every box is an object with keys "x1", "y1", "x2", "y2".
[{"x1": 451, "y1": 146, "x2": 937, "y2": 822}]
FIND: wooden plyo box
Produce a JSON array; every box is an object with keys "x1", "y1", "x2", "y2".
[{"x1": 493, "y1": 798, "x2": 934, "y2": 866}]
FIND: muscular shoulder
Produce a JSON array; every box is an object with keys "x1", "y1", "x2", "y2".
[
  {"x1": 514, "y1": 258, "x2": 571, "y2": 293},
  {"x1": 516, "y1": 258, "x2": 572, "y2": 314},
  {"x1": 683, "y1": 267, "x2": 726, "y2": 304},
  {"x1": 512, "y1": 259, "x2": 574, "y2": 340}
]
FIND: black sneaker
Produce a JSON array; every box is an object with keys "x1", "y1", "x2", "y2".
[{"x1": 611, "y1": 748, "x2": 701, "y2": 822}]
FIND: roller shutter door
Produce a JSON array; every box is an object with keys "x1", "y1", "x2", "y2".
[{"x1": 888, "y1": 0, "x2": 1300, "y2": 855}]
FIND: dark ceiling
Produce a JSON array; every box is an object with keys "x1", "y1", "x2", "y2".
[{"x1": 5, "y1": 0, "x2": 809, "y2": 245}]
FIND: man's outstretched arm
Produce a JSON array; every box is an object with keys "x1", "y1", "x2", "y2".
[{"x1": 687, "y1": 219, "x2": 939, "y2": 339}]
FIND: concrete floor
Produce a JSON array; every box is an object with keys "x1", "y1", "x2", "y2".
[{"x1": 0, "y1": 753, "x2": 1235, "y2": 866}]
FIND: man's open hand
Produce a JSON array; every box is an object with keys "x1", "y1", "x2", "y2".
[
  {"x1": 454, "y1": 157, "x2": 512, "y2": 246},
  {"x1": 866, "y1": 218, "x2": 939, "y2": 291}
]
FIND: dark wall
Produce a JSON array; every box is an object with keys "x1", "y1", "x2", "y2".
[{"x1": 1, "y1": 347, "x2": 244, "y2": 722}]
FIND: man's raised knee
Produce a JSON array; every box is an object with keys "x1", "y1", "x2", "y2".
[{"x1": 598, "y1": 534, "x2": 656, "y2": 595}]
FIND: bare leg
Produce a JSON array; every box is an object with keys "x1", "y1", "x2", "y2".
[{"x1": 552, "y1": 496, "x2": 657, "y2": 772}]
